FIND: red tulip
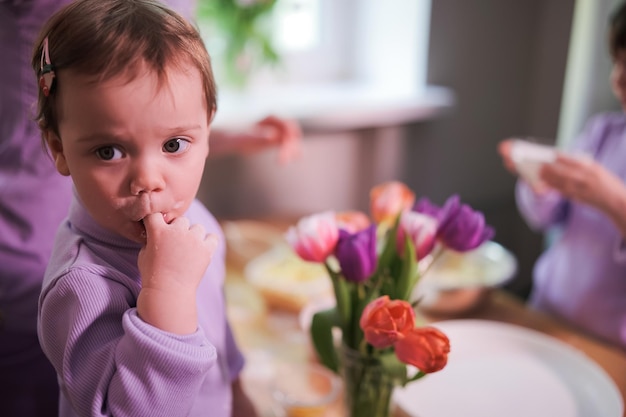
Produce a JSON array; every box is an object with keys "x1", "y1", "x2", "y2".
[
  {"x1": 394, "y1": 326, "x2": 450, "y2": 373},
  {"x1": 359, "y1": 296, "x2": 416, "y2": 349}
]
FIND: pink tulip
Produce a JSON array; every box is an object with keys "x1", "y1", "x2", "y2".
[
  {"x1": 285, "y1": 211, "x2": 339, "y2": 263},
  {"x1": 369, "y1": 182, "x2": 415, "y2": 226},
  {"x1": 394, "y1": 326, "x2": 450, "y2": 373},
  {"x1": 397, "y1": 211, "x2": 438, "y2": 260},
  {"x1": 359, "y1": 296, "x2": 416, "y2": 349}
]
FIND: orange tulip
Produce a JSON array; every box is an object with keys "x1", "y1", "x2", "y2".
[
  {"x1": 394, "y1": 326, "x2": 450, "y2": 373},
  {"x1": 359, "y1": 296, "x2": 416, "y2": 349},
  {"x1": 336, "y1": 210, "x2": 371, "y2": 233},
  {"x1": 369, "y1": 182, "x2": 415, "y2": 226}
]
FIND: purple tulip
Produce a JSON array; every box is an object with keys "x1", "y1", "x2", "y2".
[
  {"x1": 415, "y1": 195, "x2": 495, "y2": 251},
  {"x1": 413, "y1": 197, "x2": 444, "y2": 220},
  {"x1": 334, "y1": 225, "x2": 378, "y2": 283}
]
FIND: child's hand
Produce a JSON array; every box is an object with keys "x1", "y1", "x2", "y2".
[
  {"x1": 540, "y1": 154, "x2": 626, "y2": 214},
  {"x1": 137, "y1": 212, "x2": 219, "y2": 334}
]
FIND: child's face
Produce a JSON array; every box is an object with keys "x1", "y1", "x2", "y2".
[
  {"x1": 48, "y1": 63, "x2": 211, "y2": 243},
  {"x1": 611, "y1": 49, "x2": 626, "y2": 110}
]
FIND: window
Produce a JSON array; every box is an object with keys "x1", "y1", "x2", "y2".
[{"x1": 199, "y1": 0, "x2": 443, "y2": 129}]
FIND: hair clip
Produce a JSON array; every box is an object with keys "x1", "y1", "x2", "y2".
[{"x1": 39, "y1": 37, "x2": 55, "y2": 97}]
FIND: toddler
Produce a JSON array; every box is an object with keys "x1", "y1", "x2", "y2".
[
  {"x1": 32, "y1": 0, "x2": 258, "y2": 415},
  {"x1": 499, "y1": 1, "x2": 626, "y2": 350}
]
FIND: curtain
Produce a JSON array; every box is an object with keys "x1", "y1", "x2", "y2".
[{"x1": 557, "y1": 0, "x2": 622, "y2": 147}]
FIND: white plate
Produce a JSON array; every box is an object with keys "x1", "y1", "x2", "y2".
[
  {"x1": 510, "y1": 140, "x2": 557, "y2": 186},
  {"x1": 416, "y1": 241, "x2": 517, "y2": 291},
  {"x1": 393, "y1": 320, "x2": 624, "y2": 417}
]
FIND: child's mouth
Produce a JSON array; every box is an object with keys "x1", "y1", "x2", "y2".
[{"x1": 139, "y1": 219, "x2": 146, "y2": 239}]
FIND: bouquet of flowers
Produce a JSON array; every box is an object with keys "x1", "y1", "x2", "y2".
[{"x1": 285, "y1": 181, "x2": 494, "y2": 417}]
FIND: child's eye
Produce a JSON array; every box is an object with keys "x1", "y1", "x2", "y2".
[
  {"x1": 95, "y1": 146, "x2": 123, "y2": 161},
  {"x1": 163, "y1": 138, "x2": 190, "y2": 154}
]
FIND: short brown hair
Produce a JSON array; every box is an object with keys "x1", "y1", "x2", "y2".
[
  {"x1": 609, "y1": 1, "x2": 626, "y2": 58},
  {"x1": 32, "y1": 0, "x2": 217, "y2": 141}
]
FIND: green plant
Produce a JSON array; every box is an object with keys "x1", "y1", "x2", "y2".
[{"x1": 197, "y1": 0, "x2": 280, "y2": 88}]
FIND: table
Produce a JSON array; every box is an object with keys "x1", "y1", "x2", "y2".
[{"x1": 222, "y1": 221, "x2": 626, "y2": 417}]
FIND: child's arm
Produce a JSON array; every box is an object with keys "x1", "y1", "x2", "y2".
[
  {"x1": 209, "y1": 116, "x2": 301, "y2": 165},
  {"x1": 39, "y1": 273, "x2": 218, "y2": 417},
  {"x1": 136, "y1": 212, "x2": 219, "y2": 334},
  {"x1": 515, "y1": 180, "x2": 568, "y2": 232}
]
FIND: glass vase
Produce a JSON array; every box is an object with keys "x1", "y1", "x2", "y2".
[{"x1": 340, "y1": 345, "x2": 395, "y2": 417}]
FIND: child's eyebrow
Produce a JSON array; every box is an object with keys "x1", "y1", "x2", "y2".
[
  {"x1": 74, "y1": 125, "x2": 204, "y2": 143},
  {"x1": 163, "y1": 124, "x2": 204, "y2": 135},
  {"x1": 75, "y1": 132, "x2": 122, "y2": 144}
]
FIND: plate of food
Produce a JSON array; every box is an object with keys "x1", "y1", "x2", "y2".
[
  {"x1": 244, "y1": 246, "x2": 333, "y2": 313},
  {"x1": 393, "y1": 319, "x2": 624, "y2": 417},
  {"x1": 411, "y1": 241, "x2": 517, "y2": 314}
]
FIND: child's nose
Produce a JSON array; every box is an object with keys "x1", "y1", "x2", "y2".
[{"x1": 129, "y1": 160, "x2": 165, "y2": 195}]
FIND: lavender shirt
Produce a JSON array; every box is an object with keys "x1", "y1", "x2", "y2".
[
  {"x1": 517, "y1": 112, "x2": 626, "y2": 349},
  {"x1": 38, "y1": 195, "x2": 244, "y2": 417}
]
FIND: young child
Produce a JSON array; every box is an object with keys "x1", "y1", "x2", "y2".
[
  {"x1": 32, "y1": 0, "x2": 258, "y2": 415},
  {"x1": 498, "y1": 1, "x2": 626, "y2": 350}
]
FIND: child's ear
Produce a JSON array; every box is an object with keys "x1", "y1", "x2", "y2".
[{"x1": 45, "y1": 131, "x2": 70, "y2": 176}]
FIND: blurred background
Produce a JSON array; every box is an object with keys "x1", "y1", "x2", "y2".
[{"x1": 195, "y1": 0, "x2": 622, "y2": 300}]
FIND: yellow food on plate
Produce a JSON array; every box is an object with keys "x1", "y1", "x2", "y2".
[{"x1": 244, "y1": 246, "x2": 332, "y2": 312}]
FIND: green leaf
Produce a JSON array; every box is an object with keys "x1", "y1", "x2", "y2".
[
  {"x1": 378, "y1": 351, "x2": 408, "y2": 386},
  {"x1": 325, "y1": 262, "x2": 351, "y2": 330},
  {"x1": 376, "y1": 219, "x2": 400, "y2": 274},
  {"x1": 310, "y1": 308, "x2": 341, "y2": 373},
  {"x1": 395, "y1": 235, "x2": 418, "y2": 300}
]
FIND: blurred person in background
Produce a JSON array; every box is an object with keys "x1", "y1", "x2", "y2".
[
  {"x1": 498, "y1": 0, "x2": 626, "y2": 351},
  {"x1": 0, "y1": 1, "x2": 299, "y2": 416}
]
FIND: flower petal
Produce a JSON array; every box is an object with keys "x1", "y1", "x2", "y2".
[
  {"x1": 285, "y1": 211, "x2": 339, "y2": 262},
  {"x1": 370, "y1": 181, "x2": 416, "y2": 225},
  {"x1": 334, "y1": 225, "x2": 378, "y2": 283},
  {"x1": 360, "y1": 296, "x2": 416, "y2": 349},
  {"x1": 394, "y1": 327, "x2": 450, "y2": 373}
]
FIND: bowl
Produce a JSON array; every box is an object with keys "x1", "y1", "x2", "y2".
[
  {"x1": 412, "y1": 241, "x2": 517, "y2": 316},
  {"x1": 271, "y1": 362, "x2": 342, "y2": 417},
  {"x1": 244, "y1": 246, "x2": 333, "y2": 312}
]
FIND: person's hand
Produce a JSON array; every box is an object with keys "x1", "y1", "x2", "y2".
[
  {"x1": 255, "y1": 115, "x2": 302, "y2": 165},
  {"x1": 498, "y1": 138, "x2": 553, "y2": 194},
  {"x1": 210, "y1": 115, "x2": 302, "y2": 164},
  {"x1": 497, "y1": 139, "x2": 518, "y2": 175},
  {"x1": 539, "y1": 153, "x2": 626, "y2": 213},
  {"x1": 137, "y1": 213, "x2": 219, "y2": 334}
]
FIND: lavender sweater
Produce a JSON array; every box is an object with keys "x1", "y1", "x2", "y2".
[
  {"x1": 517, "y1": 112, "x2": 626, "y2": 349},
  {"x1": 38, "y1": 195, "x2": 244, "y2": 417}
]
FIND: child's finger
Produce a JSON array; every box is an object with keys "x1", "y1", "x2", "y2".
[
  {"x1": 205, "y1": 233, "x2": 219, "y2": 251},
  {"x1": 142, "y1": 212, "x2": 166, "y2": 237}
]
